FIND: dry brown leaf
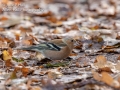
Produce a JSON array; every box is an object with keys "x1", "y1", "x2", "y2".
[
  {"x1": 117, "y1": 55, "x2": 120, "y2": 60},
  {"x1": 14, "y1": 66, "x2": 21, "y2": 72},
  {"x1": 0, "y1": 16, "x2": 8, "y2": 21},
  {"x1": 89, "y1": 25, "x2": 99, "y2": 30},
  {"x1": 94, "y1": 55, "x2": 107, "y2": 68},
  {"x1": 14, "y1": 33, "x2": 20, "y2": 41},
  {"x1": 29, "y1": 34, "x2": 38, "y2": 41},
  {"x1": 22, "y1": 40, "x2": 32, "y2": 45},
  {"x1": 55, "y1": 21, "x2": 63, "y2": 26},
  {"x1": 8, "y1": 48, "x2": 12, "y2": 56},
  {"x1": 21, "y1": 67, "x2": 30, "y2": 77},
  {"x1": 92, "y1": 71, "x2": 101, "y2": 81},
  {"x1": 14, "y1": 0, "x2": 22, "y2": 4},
  {"x1": 14, "y1": 66, "x2": 31, "y2": 77},
  {"x1": 69, "y1": 53, "x2": 77, "y2": 56},
  {"x1": 76, "y1": 62, "x2": 80, "y2": 67},
  {"x1": 74, "y1": 43, "x2": 83, "y2": 49},
  {"x1": 19, "y1": 27, "x2": 32, "y2": 33},
  {"x1": 0, "y1": 41, "x2": 8, "y2": 49},
  {"x1": 30, "y1": 86, "x2": 42, "y2": 90},
  {"x1": 101, "y1": 72, "x2": 120, "y2": 88},
  {"x1": 101, "y1": 72, "x2": 114, "y2": 86},
  {"x1": 98, "y1": 67, "x2": 113, "y2": 73},
  {"x1": 47, "y1": 69, "x2": 62, "y2": 79},
  {"x1": 1, "y1": 17, "x2": 21, "y2": 28},
  {"x1": 116, "y1": 34, "x2": 120, "y2": 40},
  {"x1": 46, "y1": 16, "x2": 58, "y2": 23},
  {"x1": 4, "y1": 37, "x2": 13, "y2": 43},
  {"x1": 102, "y1": 45, "x2": 117, "y2": 49},
  {"x1": 1, "y1": 0, "x2": 8, "y2": 4},
  {"x1": 21, "y1": 35, "x2": 34, "y2": 45},
  {"x1": 59, "y1": 17, "x2": 67, "y2": 21},
  {"x1": 38, "y1": 11, "x2": 52, "y2": 17},
  {"x1": 115, "y1": 62, "x2": 120, "y2": 71},
  {"x1": 0, "y1": 28, "x2": 4, "y2": 31},
  {"x1": 70, "y1": 24, "x2": 79, "y2": 30},
  {"x1": 19, "y1": 27, "x2": 27, "y2": 34},
  {"x1": 0, "y1": 36, "x2": 4, "y2": 42},
  {"x1": 52, "y1": 29, "x2": 63, "y2": 34},
  {"x1": 5, "y1": 59, "x2": 13, "y2": 67},
  {"x1": 118, "y1": 77, "x2": 120, "y2": 84},
  {"x1": 9, "y1": 41, "x2": 16, "y2": 48}
]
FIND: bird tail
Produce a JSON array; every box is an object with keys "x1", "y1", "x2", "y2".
[{"x1": 16, "y1": 45, "x2": 43, "y2": 52}]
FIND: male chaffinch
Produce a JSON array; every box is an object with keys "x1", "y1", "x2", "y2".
[{"x1": 18, "y1": 37, "x2": 75, "y2": 60}]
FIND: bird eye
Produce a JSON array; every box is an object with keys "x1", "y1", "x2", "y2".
[{"x1": 71, "y1": 40, "x2": 74, "y2": 42}]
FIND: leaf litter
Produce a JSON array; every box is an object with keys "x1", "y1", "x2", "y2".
[{"x1": 0, "y1": 0, "x2": 120, "y2": 90}]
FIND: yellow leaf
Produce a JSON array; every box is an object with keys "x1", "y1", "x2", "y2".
[{"x1": 2, "y1": 50, "x2": 12, "y2": 61}]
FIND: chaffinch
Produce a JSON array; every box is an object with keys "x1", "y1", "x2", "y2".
[{"x1": 18, "y1": 37, "x2": 75, "y2": 60}]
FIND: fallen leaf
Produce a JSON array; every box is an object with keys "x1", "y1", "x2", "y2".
[
  {"x1": 8, "y1": 48, "x2": 12, "y2": 56},
  {"x1": 5, "y1": 59, "x2": 13, "y2": 67},
  {"x1": 0, "y1": 16, "x2": 8, "y2": 21},
  {"x1": 115, "y1": 62, "x2": 120, "y2": 71},
  {"x1": 38, "y1": 11, "x2": 52, "y2": 17},
  {"x1": 21, "y1": 67, "x2": 30, "y2": 77},
  {"x1": 30, "y1": 86, "x2": 42, "y2": 90},
  {"x1": 46, "y1": 16, "x2": 58, "y2": 23},
  {"x1": 0, "y1": 17, "x2": 21, "y2": 28},
  {"x1": 0, "y1": 41, "x2": 8, "y2": 49},
  {"x1": 47, "y1": 69, "x2": 62, "y2": 79},
  {"x1": 1, "y1": 0, "x2": 8, "y2": 4},
  {"x1": 117, "y1": 55, "x2": 120, "y2": 60},
  {"x1": 14, "y1": 33, "x2": 20, "y2": 41},
  {"x1": 9, "y1": 71, "x2": 17, "y2": 79},
  {"x1": 19, "y1": 27, "x2": 32, "y2": 33},
  {"x1": 98, "y1": 67, "x2": 113, "y2": 73},
  {"x1": 22, "y1": 39, "x2": 32, "y2": 45},
  {"x1": 2, "y1": 50, "x2": 12, "y2": 61},
  {"x1": 92, "y1": 71, "x2": 101, "y2": 81},
  {"x1": 0, "y1": 28, "x2": 4, "y2": 31},
  {"x1": 94, "y1": 55, "x2": 107, "y2": 68},
  {"x1": 101, "y1": 72, "x2": 114, "y2": 86}
]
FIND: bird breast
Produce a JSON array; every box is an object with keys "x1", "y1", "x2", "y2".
[{"x1": 42, "y1": 46, "x2": 71, "y2": 60}]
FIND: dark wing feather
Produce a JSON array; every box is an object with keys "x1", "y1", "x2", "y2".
[{"x1": 18, "y1": 42, "x2": 64, "y2": 52}]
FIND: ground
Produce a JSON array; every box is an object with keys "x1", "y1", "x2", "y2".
[{"x1": 0, "y1": 0, "x2": 120, "y2": 90}]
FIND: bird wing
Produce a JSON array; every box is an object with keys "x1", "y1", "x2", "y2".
[
  {"x1": 19, "y1": 42, "x2": 66, "y2": 52},
  {"x1": 48, "y1": 39, "x2": 67, "y2": 47},
  {"x1": 19, "y1": 39, "x2": 67, "y2": 52}
]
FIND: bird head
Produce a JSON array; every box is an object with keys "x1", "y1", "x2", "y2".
[{"x1": 62, "y1": 37, "x2": 75, "y2": 50}]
